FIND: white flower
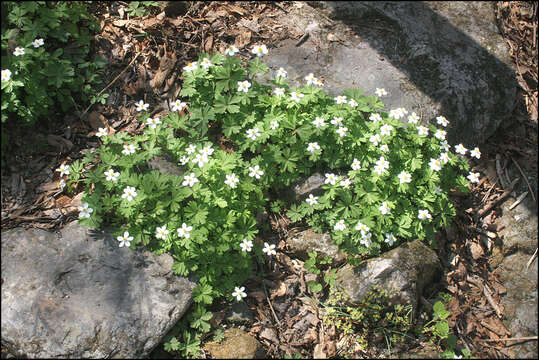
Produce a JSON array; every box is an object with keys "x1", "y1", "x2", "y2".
[
  {"x1": 105, "y1": 169, "x2": 120, "y2": 182},
  {"x1": 340, "y1": 178, "x2": 352, "y2": 188},
  {"x1": 186, "y1": 144, "x2": 197, "y2": 154},
  {"x1": 325, "y1": 173, "x2": 338, "y2": 185},
  {"x1": 263, "y1": 242, "x2": 276, "y2": 255},
  {"x1": 172, "y1": 100, "x2": 187, "y2": 112},
  {"x1": 117, "y1": 231, "x2": 133, "y2": 247},
  {"x1": 314, "y1": 78, "x2": 324, "y2": 87},
  {"x1": 336, "y1": 126, "x2": 348, "y2": 137},
  {"x1": 380, "y1": 144, "x2": 389, "y2": 152},
  {"x1": 276, "y1": 67, "x2": 288, "y2": 78},
  {"x1": 436, "y1": 116, "x2": 449, "y2": 127},
  {"x1": 389, "y1": 108, "x2": 407, "y2": 120},
  {"x1": 1, "y1": 69, "x2": 12, "y2": 82},
  {"x1": 408, "y1": 112, "x2": 420, "y2": 124},
  {"x1": 355, "y1": 222, "x2": 370, "y2": 234},
  {"x1": 246, "y1": 127, "x2": 260, "y2": 140},
  {"x1": 334, "y1": 95, "x2": 347, "y2": 104},
  {"x1": 249, "y1": 165, "x2": 264, "y2": 179},
  {"x1": 373, "y1": 164, "x2": 386, "y2": 176},
  {"x1": 122, "y1": 144, "x2": 137, "y2": 155},
  {"x1": 376, "y1": 156, "x2": 390, "y2": 170},
  {"x1": 290, "y1": 92, "x2": 304, "y2": 102},
  {"x1": 13, "y1": 47, "x2": 25, "y2": 56},
  {"x1": 360, "y1": 232, "x2": 372, "y2": 247},
  {"x1": 467, "y1": 171, "x2": 480, "y2": 183},
  {"x1": 351, "y1": 158, "x2": 361, "y2": 171},
  {"x1": 96, "y1": 127, "x2": 108, "y2": 137},
  {"x1": 183, "y1": 61, "x2": 198, "y2": 72},
  {"x1": 434, "y1": 186, "x2": 443, "y2": 194},
  {"x1": 398, "y1": 171, "x2": 412, "y2": 183},
  {"x1": 307, "y1": 142, "x2": 320, "y2": 153},
  {"x1": 225, "y1": 173, "x2": 240, "y2": 188},
  {"x1": 418, "y1": 209, "x2": 432, "y2": 221},
  {"x1": 379, "y1": 201, "x2": 391, "y2": 215},
  {"x1": 240, "y1": 239, "x2": 253, "y2": 252},
  {"x1": 385, "y1": 233, "x2": 397, "y2": 246},
  {"x1": 306, "y1": 194, "x2": 318, "y2": 205},
  {"x1": 369, "y1": 113, "x2": 382, "y2": 123},
  {"x1": 453, "y1": 355, "x2": 462, "y2": 360},
  {"x1": 429, "y1": 158, "x2": 442, "y2": 171},
  {"x1": 57, "y1": 179, "x2": 66, "y2": 190},
  {"x1": 434, "y1": 129, "x2": 447, "y2": 141},
  {"x1": 380, "y1": 124, "x2": 393, "y2": 136},
  {"x1": 331, "y1": 116, "x2": 343, "y2": 126},
  {"x1": 32, "y1": 38, "x2": 44, "y2": 48},
  {"x1": 304, "y1": 73, "x2": 317, "y2": 85},
  {"x1": 418, "y1": 126, "x2": 429, "y2": 136},
  {"x1": 179, "y1": 156, "x2": 190, "y2": 165},
  {"x1": 200, "y1": 145, "x2": 214, "y2": 157},
  {"x1": 334, "y1": 219, "x2": 346, "y2": 231},
  {"x1": 312, "y1": 117, "x2": 326, "y2": 128},
  {"x1": 454, "y1": 144, "x2": 468, "y2": 155},
  {"x1": 78, "y1": 202, "x2": 93, "y2": 219},
  {"x1": 177, "y1": 223, "x2": 193, "y2": 238},
  {"x1": 232, "y1": 286, "x2": 247, "y2": 301},
  {"x1": 200, "y1": 57, "x2": 212, "y2": 69},
  {"x1": 348, "y1": 98, "x2": 358, "y2": 107},
  {"x1": 370, "y1": 134, "x2": 382, "y2": 146},
  {"x1": 156, "y1": 226, "x2": 169, "y2": 240},
  {"x1": 440, "y1": 140, "x2": 450, "y2": 152},
  {"x1": 375, "y1": 88, "x2": 388, "y2": 97},
  {"x1": 273, "y1": 87, "x2": 285, "y2": 96},
  {"x1": 135, "y1": 100, "x2": 149, "y2": 112},
  {"x1": 270, "y1": 120, "x2": 279, "y2": 130},
  {"x1": 251, "y1": 44, "x2": 268, "y2": 57},
  {"x1": 121, "y1": 186, "x2": 137, "y2": 201},
  {"x1": 182, "y1": 173, "x2": 199, "y2": 187},
  {"x1": 237, "y1": 80, "x2": 251, "y2": 92},
  {"x1": 192, "y1": 153, "x2": 209, "y2": 168},
  {"x1": 56, "y1": 164, "x2": 70, "y2": 177},
  {"x1": 224, "y1": 45, "x2": 239, "y2": 56},
  {"x1": 470, "y1": 147, "x2": 481, "y2": 159},
  {"x1": 440, "y1": 152, "x2": 450, "y2": 164},
  {"x1": 146, "y1": 117, "x2": 162, "y2": 129}
]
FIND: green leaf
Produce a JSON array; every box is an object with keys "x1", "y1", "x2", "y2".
[{"x1": 435, "y1": 321, "x2": 450, "y2": 337}]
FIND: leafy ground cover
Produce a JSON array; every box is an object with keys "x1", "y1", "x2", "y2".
[{"x1": 1, "y1": 1, "x2": 537, "y2": 359}]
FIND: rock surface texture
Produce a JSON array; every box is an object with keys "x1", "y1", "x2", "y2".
[
  {"x1": 1, "y1": 221, "x2": 196, "y2": 359},
  {"x1": 262, "y1": 1, "x2": 516, "y2": 146},
  {"x1": 335, "y1": 239, "x2": 442, "y2": 311},
  {"x1": 286, "y1": 229, "x2": 347, "y2": 264},
  {"x1": 204, "y1": 328, "x2": 265, "y2": 359}
]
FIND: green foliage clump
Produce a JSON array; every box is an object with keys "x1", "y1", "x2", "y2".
[{"x1": 1, "y1": 1, "x2": 106, "y2": 127}]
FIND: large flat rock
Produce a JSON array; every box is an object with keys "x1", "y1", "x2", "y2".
[
  {"x1": 262, "y1": 1, "x2": 516, "y2": 146},
  {"x1": 1, "y1": 221, "x2": 196, "y2": 358}
]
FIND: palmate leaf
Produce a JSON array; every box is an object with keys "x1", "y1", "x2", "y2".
[{"x1": 287, "y1": 204, "x2": 303, "y2": 223}]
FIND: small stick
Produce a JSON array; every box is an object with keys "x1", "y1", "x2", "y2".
[
  {"x1": 508, "y1": 191, "x2": 529, "y2": 210},
  {"x1": 496, "y1": 154, "x2": 509, "y2": 189},
  {"x1": 295, "y1": 32, "x2": 310, "y2": 47},
  {"x1": 483, "y1": 284, "x2": 503, "y2": 319},
  {"x1": 478, "y1": 336, "x2": 538, "y2": 342},
  {"x1": 526, "y1": 248, "x2": 538, "y2": 271},
  {"x1": 481, "y1": 180, "x2": 498, "y2": 205},
  {"x1": 478, "y1": 178, "x2": 519, "y2": 218},
  {"x1": 511, "y1": 157, "x2": 536, "y2": 203},
  {"x1": 262, "y1": 281, "x2": 281, "y2": 326},
  {"x1": 82, "y1": 52, "x2": 141, "y2": 117}
]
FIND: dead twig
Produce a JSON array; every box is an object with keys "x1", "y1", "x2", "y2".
[
  {"x1": 478, "y1": 178, "x2": 519, "y2": 218},
  {"x1": 262, "y1": 281, "x2": 281, "y2": 326},
  {"x1": 466, "y1": 275, "x2": 503, "y2": 319},
  {"x1": 508, "y1": 191, "x2": 529, "y2": 210},
  {"x1": 479, "y1": 336, "x2": 538, "y2": 343},
  {"x1": 526, "y1": 248, "x2": 538, "y2": 271},
  {"x1": 496, "y1": 154, "x2": 510, "y2": 189},
  {"x1": 481, "y1": 180, "x2": 498, "y2": 205},
  {"x1": 510, "y1": 157, "x2": 536, "y2": 203}
]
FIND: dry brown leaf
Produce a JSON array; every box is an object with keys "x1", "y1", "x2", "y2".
[
  {"x1": 204, "y1": 34, "x2": 214, "y2": 53},
  {"x1": 113, "y1": 19, "x2": 130, "y2": 28},
  {"x1": 55, "y1": 195, "x2": 72, "y2": 208},
  {"x1": 271, "y1": 282, "x2": 287, "y2": 299},
  {"x1": 70, "y1": 192, "x2": 84, "y2": 208},
  {"x1": 46, "y1": 134, "x2": 73, "y2": 153},
  {"x1": 225, "y1": 4, "x2": 246, "y2": 16},
  {"x1": 313, "y1": 343, "x2": 326, "y2": 359},
  {"x1": 38, "y1": 180, "x2": 60, "y2": 193},
  {"x1": 88, "y1": 111, "x2": 107, "y2": 130},
  {"x1": 234, "y1": 30, "x2": 251, "y2": 49}
]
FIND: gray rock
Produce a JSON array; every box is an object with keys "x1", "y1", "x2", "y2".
[
  {"x1": 225, "y1": 302, "x2": 254, "y2": 324},
  {"x1": 147, "y1": 154, "x2": 185, "y2": 177},
  {"x1": 286, "y1": 229, "x2": 347, "y2": 264},
  {"x1": 204, "y1": 328, "x2": 265, "y2": 359},
  {"x1": 1, "y1": 221, "x2": 196, "y2": 359},
  {"x1": 335, "y1": 239, "x2": 441, "y2": 311},
  {"x1": 263, "y1": 2, "x2": 516, "y2": 145},
  {"x1": 291, "y1": 172, "x2": 326, "y2": 202}
]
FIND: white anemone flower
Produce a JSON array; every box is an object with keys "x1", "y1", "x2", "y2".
[
  {"x1": 307, "y1": 142, "x2": 321, "y2": 153},
  {"x1": 172, "y1": 100, "x2": 187, "y2": 112},
  {"x1": 312, "y1": 116, "x2": 326, "y2": 128},
  {"x1": 117, "y1": 231, "x2": 133, "y2": 247},
  {"x1": 336, "y1": 126, "x2": 348, "y2": 137},
  {"x1": 440, "y1": 152, "x2": 450, "y2": 164},
  {"x1": 304, "y1": 73, "x2": 317, "y2": 85},
  {"x1": 121, "y1": 186, "x2": 137, "y2": 201},
  {"x1": 470, "y1": 147, "x2": 481, "y2": 159},
  {"x1": 467, "y1": 172, "x2": 480, "y2": 183},
  {"x1": 156, "y1": 226, "x2": 169, "y2": 240},
  {"x1": 429, "y1": 158, "x2": 442, "y2": 172},
  {"x1": 369, "y1": 113, "x2": 382, "y2": 123},
  {"x1": 262, "y1": 242, "x2": 276, "y2": 255},
  {"x1": 96, "y1": 127, "x2": 108, "y2": 137},
  {"x1": 417, "y1": 126, "x2": 429, "y2": 136},
  {"x1": 370, "y1": 134, "x2": 382, "y2": 146},
  {"x1": 340, "y1": 178, "x2": 352, "y2": 188},
  {"x1": 380, "y1": 124, "x2": 393, "y2": 136},
  {"x1": 122, "y1": 144, "x2": 137, "y2": 155},
  {"x1": 324, "y1": 173, "x2": 338, "y2": 185},
  {"x1": 237, "y1": 80, "x2": 251, "y2": 92},
  {"x1": 13, "y1": 47, "x2": 25, "y2": 56},
  {"x1": 331, "y1": 116, "x2": 343, "y2": 126},
  {"x1": 434, "y1": 129, "x2": 447, "y2": 141},
  {"x1": 398, "y1": 171, "x2": 412, "y2": 183},
  {"x1": 32, "y1": 38, "x2": 44, "y2": 48},
  {"x1": 77, "y1": 202, "x2": 93, "y2": 219},
  {"x1": 351, "y1": 158, "x2": 361, "y2": 171},
  {"x1": 379, "y1": 201, "x2": 391, "y2": 215},
  {"x1": 177, "y1": 223, "x2": 193, "y2": 238},
  {"x1": 375, "y1": 88, "x2": 388, "y2": 97},
  {"x1": 290, "y1": 92, "x2": 304, "y2": 102},
  {"x1": 276, "y1": 67, "x2": 288, "y2": 78},
  {"x1": 348, "y1": 98, "x2": 358, "y2": 107},
  {"x1": 270, "y1": 120, "x2": 279, "y2": 130},
  {"x1": 105, "y1": 169, "x2": 120, "y2": 182},
  {"x1": 56, "y1": 164, "x2": 70, "y2": 176},
  {"x1": 306, "y1": 194, "x2": 318, "y2": 205},
  {"x1": 246, "y1": 127, "x2": 261, "y2": 140},
  {"x1": 146, "y1": 117, "x2": 161, "y2": 129},
  {"x1": 436, "y1": 116, "x2": 449, "y2": 127},
  {"x1": 334, "y1": 219, "x2": 346, "y2": 231},
  {"x1": 232, "y1": 286, "x2": 247, "y2": 301},
  {"x1": 249, "y1": 165, "x2": 264, "y2": 179},
  {"x1": 385, "y1": 233, "x2": 397, "y2": 246},
  {"x1": 273, "y1": 87, "x2": 285, "y2": 96},
  {"x1": 240, "y1": 239, "x2": 253, "y2": 252},
  {"x1": 182, "y1": 173, "x2": 199, "y2": 187},
  {"x1": 408, "y1": 112, "x2": 420, "y2": 124},
  {"x1": 200, "y1": 57, "x2": 212, "y2": 69},
  {"x1": 334, "y1": 95, "x2": 347, "y2": 104},
  {"x1": 251, "y1": 44, "x2": 268, "y2": 57},
  {"x1": 135, "y1": 100, "x2": 149, "y2": 112},
  {"x1": 454, "y1": 144, "x2": 468, "y2": 155},
  {"x1": 1, "y1": 69, "x2": 12, "y2": 81},
  {"x1": 183, "y1": 61, "x2": 198, "y2": 72},
  {"x1": 380, "y1": 144, "x2": 389, "y2": 152},
  {"x1": 418, "y1": 209, "x2": 432, "y2": 221},
  {"x1": 224, "y1": 45, "x2": 239, "y2": 56},
  {"x1": 186, "y1": 144, "x2": 197, "y2": 154},
  {"x1": 225, "y1": 173, "x2": 240, "y2": 188}
]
